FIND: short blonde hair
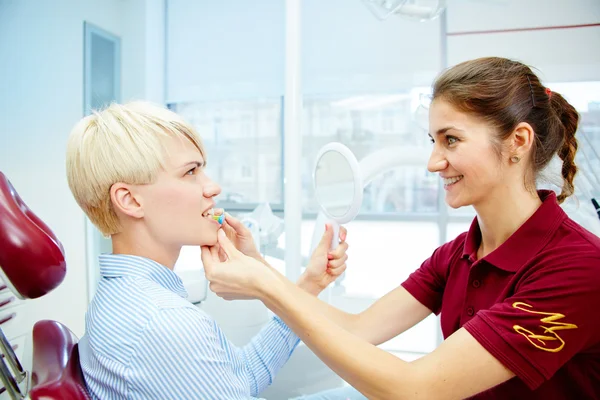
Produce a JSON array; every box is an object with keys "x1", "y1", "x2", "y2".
[{"x1": 66, "y1": 101, "x2": 205, "y2": 236}]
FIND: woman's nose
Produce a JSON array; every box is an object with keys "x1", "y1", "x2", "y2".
[
  {"x1": 427, "y1": 149, "x2": 448, "y2": 173},
  {"x1": 203, "y1": 179, "x2": 222, "y2": 198}
]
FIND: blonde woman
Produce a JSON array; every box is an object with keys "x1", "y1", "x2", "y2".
[{"x1": 66, "y1": 101, "x2": 349, "y2": 399}]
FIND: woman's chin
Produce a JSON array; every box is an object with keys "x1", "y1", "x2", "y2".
[
  {"x1": 445, "y1": 193, "x2": 467, "y2": 209},
  {"x1": 200, "y1": 235, "x2": 219, "y2": 247},
  {"x1": 185, "y1": 233, "x2": 219, "y2": 247}
]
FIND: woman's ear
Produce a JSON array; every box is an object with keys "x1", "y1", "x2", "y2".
[
  {"x1": 110, "y1": 183, "x2": 144, "y2": 219},
  {"x1": 509, "y1": 122, "x2": 535, "y2": 160}
]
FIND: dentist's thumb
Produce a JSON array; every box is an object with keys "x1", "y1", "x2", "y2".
[{"x1": 317, "y1": 223, "x2": 334, "y2": 252}]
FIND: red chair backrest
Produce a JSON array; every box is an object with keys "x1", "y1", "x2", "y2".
[
  {"x1": 29, "y1": 320, "x2": 91, "y2": 400},
  {"x1": 0, "y1": 171, "x2": 66, "y2": 299}
]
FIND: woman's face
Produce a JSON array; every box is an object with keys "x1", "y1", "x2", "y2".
[
  {"x1": 135, "y1": 135, "x2": 222, "y2": 247},
  {"x1": 427, "y1": 99, "x2": 506, "y2": 209}
]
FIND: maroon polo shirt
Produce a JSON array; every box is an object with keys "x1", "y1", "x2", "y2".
[{"x1": 402, "y1": 190, "x2": 600, "y2": 399}]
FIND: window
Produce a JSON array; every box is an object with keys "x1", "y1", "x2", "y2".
[
  {"x1": 302, "y1": 92, "x2": 436, "y2": 214},
  {"x1": 171, "y1": 99, "x2": 283, "y2": 208},
  {"x1": 300, "y1": 92, "x2": 469, "y2": 303},
  {"x1": 84, "y1": 22, "x2": 120, "y2": 115},
  {"x1": 552, "y1": 82, "x2": 600, "y2": 199}
]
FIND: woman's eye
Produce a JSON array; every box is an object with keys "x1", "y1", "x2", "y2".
[
  {"x1": 186, "y1": 167, "x2": 196, "y2": 175},
  {"x1": 447, "y1": 136, "x2": 458, "y2": 145}
]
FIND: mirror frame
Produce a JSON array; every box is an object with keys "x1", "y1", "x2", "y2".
[{"x1": 313, "y1": 142, "x2": 364, "y2": 224}]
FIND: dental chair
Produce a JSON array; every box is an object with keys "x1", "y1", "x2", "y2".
[{"x1": 0, "y1": 171, "x2": 90, "y2": 399}]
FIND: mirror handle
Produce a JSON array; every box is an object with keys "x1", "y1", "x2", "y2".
[{"x1": 330, "y1": 220, "x2": 340, "y2": 250}]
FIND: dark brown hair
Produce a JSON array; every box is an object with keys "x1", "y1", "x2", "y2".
[{"x1": 432, "y1": 57, "x2": 579, "y2": 203}]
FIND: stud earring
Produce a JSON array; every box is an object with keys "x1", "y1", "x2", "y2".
[{"x1": 510, "y1": 156, "x2": 520, "y2": 163}]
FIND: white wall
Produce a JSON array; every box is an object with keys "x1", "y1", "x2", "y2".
[
  {"x1": 166, "y1": 0, "x2": 442, "y2": 102},
  {"x1": 0, "y1": 0, "x2": 159, "y2": 338},
  {"x1": 167, "y1": 0, "x2": 286, "y2": 102},
  {"x1": 446, "y1": 0, "x2": 600, "y2": 81},
  {"x1": 301, "y1": 0, "x2": 441, "y2": 95}
]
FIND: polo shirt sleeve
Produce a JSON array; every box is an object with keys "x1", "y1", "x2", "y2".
[
  {"x1": 463, "y1": 256, "x2": 600, "y2": 390},
  {"x1": 401, "y1": 233, "x2": 466, "y2": 314}
]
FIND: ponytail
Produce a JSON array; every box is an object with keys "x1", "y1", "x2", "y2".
[{"x1": 549, "y1": 92, "x2": 579, "y2": 203}]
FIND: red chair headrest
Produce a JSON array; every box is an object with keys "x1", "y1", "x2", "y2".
[
  {"x1": 0, "y1": 171, "x2": 66, "y2": 299},
  {"x1": 30, "y1": 320, "x2": 91, "y2": 400}
]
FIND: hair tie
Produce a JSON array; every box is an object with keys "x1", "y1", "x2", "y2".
[
  {"x1": 526, "y1": 76, "x2": 536, "y2": 107},
  {"x1": 545, "y1": 87, "x2": 552, "y2": 98}
]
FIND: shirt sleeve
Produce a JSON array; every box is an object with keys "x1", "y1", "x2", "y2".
[
  {"x1": 234, "y1": 315, "x2": 300, "y2": 395},
  {"x1": 128, "y1": 308, "x2": 298, "y2": 399},
  {"x1": 463, "y1": 256, "x2": 600, "y2": 390},
  {"x1": 401, "y1": 234, "x2": 465, "y2": 314}
]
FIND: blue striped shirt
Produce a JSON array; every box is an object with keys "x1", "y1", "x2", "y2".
[{"x1": 79, "y1": 254, "x2": 300, "y2": 399}]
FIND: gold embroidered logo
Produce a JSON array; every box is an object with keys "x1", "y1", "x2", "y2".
[{"x1": 512, "y1": 302, "x2": 578, "y2": 353}]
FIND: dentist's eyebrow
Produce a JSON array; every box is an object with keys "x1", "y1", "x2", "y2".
[{"x1": 428, "y1": 126, "x2": 464, "y2": 137}]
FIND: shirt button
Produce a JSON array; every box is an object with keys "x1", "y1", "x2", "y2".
[
  {"x1": 467, "y1": 307, "x2": 475, "y2": 316},
  {"x1": 472, "y1": 280, "x2": 481, "y2": 288}
]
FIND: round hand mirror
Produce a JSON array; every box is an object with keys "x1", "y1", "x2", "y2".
[{"x1": 313, "y1": 143, "x2": 363, "y2": 249}]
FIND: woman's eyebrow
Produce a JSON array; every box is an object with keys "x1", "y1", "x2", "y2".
[{"x1": 180, "y1": 160, "x2": 205, "y2": 169}]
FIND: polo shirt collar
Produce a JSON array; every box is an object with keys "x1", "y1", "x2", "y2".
[
  {"x1": 462, "y1": 190, "x2": 567, "y2": 272},
  {"x1": 99, "y1": 253, "x2": 188, "y2": 298}
]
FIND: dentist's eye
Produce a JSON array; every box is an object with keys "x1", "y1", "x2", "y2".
[{"x1": 428, "y1": 135, "x2": 435, "y2": 144}]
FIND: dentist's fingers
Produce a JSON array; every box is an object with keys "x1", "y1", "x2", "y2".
[
  {"x1": 216, "y1": 243, "x2": 228, "y2": 262},
  {"x1": 201, "y1": 246, "x2": 219, "y2": 278},
  {"x1": 328, "y1": 253, "x2": 348, "y2": 269},
  {"x1": 224, "y1": 213, "x2": 249, "y2": 234},
  {"x1": 220, "y1": 220, "x2": 236, "y2": 238},
  {"x1": 328, "y1": 264, "x2": 347, "y2": 276},
  {"x1": 339, "y1": 226, "x2": 347, "y2": 242},
  {"x1": 217, "y1": 229, "x2": 243, "y2": 259},
  {"x1": 201, "y1": 245, "x2": 218, "y2": 264},
  {"x1": 328, "y1": 241, "x2": 349, "y2": 260},
  {"x1": 328, "y1": 263, "x2": 347, "y2": 277}
]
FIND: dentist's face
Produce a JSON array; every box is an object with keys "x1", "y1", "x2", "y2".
[
  {"x1": 137, "y1": 135, "x2": 222, "y2": 247},
  {"x1": 427, "y1": 99, "x2": 505, "y2": 209}
]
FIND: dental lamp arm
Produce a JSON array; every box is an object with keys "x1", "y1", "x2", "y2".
[{"x1": 359, "y1": 145, "x2": 429, "y2": 187}]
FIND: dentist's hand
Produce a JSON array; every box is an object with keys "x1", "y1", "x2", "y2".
[
  {"x1": 298, "y1": 224, "x2": 348, "y2": 296},
  {"x1": 201, "y1": 230, "x2": 279, "y2": 301},
  {"x1": 220, "y1": 212, "x2": 261, "y2": 260}
]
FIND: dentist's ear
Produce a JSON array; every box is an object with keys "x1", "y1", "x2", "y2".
[{"x1": 509, "y1": 122, "x2": 535, "y2": 161}]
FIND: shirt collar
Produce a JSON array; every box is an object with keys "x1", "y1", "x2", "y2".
[
  {"x1": 99, "y1": 254, "x2": 188, "y2": 298},
  {"x1": 462, "y1": 190, "x2": 567, "y2": 272}
]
